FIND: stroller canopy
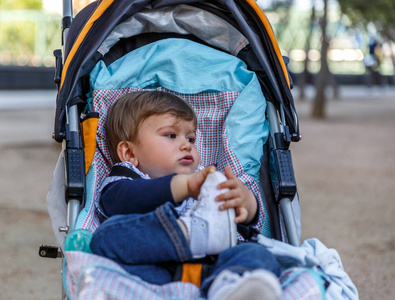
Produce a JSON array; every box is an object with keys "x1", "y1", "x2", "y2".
[{"x1": 54, "y1": 0, "x2": 299, "y2": 144}]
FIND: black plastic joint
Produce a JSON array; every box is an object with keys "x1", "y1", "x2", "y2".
[
  {"x1": 66, "y1": 130, "x2": 81, "y2": 149},
  {"x1": 39, "y1": 245, "x2": 60, "y2": 259},
  {"x1": 274, "y1": 132, "x2": 290, "y2": 150},
  {"x1": 62, "y1": 16, "x2": 72, "y2": 31},
  {"x1": 291, "y1": 133, "x2": 302, "y2": 142},
  {"x1": 53, "y1": 49, "x2": 62, "y2": 85},
  {"x1": 283, "y1": 126, "x2": 291, "y2": 143},
  {"x1": 65, "y1": 148, "x2": 85, "y2": 202},
  {"x1": 274, "y1": 149, "x2": 297, "y2": 199},
  {"x1": 61, "y1": 16, "x2": 72, "y2": 45}
]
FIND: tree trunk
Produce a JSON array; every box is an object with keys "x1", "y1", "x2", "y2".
[
  {"x1": 312, "y1": 0, "x2": 330, "y2": 119},
  {"x1": 299, "y1": 1, "x2": 316, "y2": 101}
]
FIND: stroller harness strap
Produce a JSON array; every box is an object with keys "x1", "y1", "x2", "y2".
[
  {"x1": 109, "y1": 165, "x2": 142, "y2": 180},
  {"x1": 180, "y1": 263, "x2": 203, "y2": 288},
  {"x1": 81, "y1": 112, "x2": 100, "y2": 174}
]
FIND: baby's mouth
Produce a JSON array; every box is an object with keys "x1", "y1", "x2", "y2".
[{"x1": 179, "y1": 155, "x2": 194, "y2": 165}]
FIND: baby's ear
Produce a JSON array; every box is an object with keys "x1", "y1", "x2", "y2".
[{"x1": 117, "y1": 141, "x2": 138, "y2": 166}]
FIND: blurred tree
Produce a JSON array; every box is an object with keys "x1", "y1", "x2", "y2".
[
  {"x1": 337, "y1": 0, "x2": 395, "y2": 37},
  {"x1": 268, "y1": 0, "x2": 294, "y2": 40},
  {"x1": 0, "y1": 0, "x2": 42, "y2": 9},
  {"x1": 298, "y1": 0, "x2": 316, "y2": 101},
  {"x1": 0, "y1": 0, "x2": 60, "y2": 67},
  {"x1": 337, "y1": 0, "x2": 395, "y2": 81},
  {"x1": 311, "y1": 0, "x2": 330, "y2": 118}
]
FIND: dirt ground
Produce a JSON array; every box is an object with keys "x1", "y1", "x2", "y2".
[{"x1": 0, "y1": 87, "x2": 394, "y2": 299}]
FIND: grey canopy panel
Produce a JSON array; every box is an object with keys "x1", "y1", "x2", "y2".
[{"x1": 98, "y1": 4, "x2": 249, "y2": 56}]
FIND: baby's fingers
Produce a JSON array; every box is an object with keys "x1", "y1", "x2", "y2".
[
  {"x1": 217, "y1": 178, "x2": 239, "y2": 192},
  {"x1": 235, "y1": 207, "x2": 248, "y2": 224},
  {"x1": 224, "y1": 165, "x2": 237, "y2": 180},
  {"x1": 219, "y1": 197, "x2": 243, "y2": 210},
  {"x1": 216, "y1": 189, "x2": 239, "y2": 204},
  {"x1": 199, "y1": 166, "x2": 216, "y2": 179}
]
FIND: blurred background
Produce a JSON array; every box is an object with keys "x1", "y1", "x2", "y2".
[
  {"x1": 0, "y1": 0, "x2": 394, "y2": 299},
  {"x1": 2, "y1": 0, "x2": 395, "y2": 105}
]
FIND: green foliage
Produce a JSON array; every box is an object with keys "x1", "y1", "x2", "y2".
[
  {"x1": 337, "y1": 0, "x2": 395, "y2": 38},
  {"x1": 0, "y1": 22, "x2": 36, "y2": 53},
  {"x1": 0, "y1": 0, "x2": 42, "y2": 9},
  {"x1": 0, "y1": 11, "x2": 60, "y2": 66}
]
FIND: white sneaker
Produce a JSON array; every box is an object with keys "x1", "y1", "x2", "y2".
[
  {"x1": 180, "y1": 171, "x2": 237, "y2": 258},
  {"x1": 207, "y1": 269, "x2": 282, "y2": 300}
]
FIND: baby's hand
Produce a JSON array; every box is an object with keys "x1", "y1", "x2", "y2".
[
  {"x1": 171, "y1": 166, "x2": 216, "y2": 203},
  {"x1": 215, "y1": 166, "x2": 257, "y2": 224},
  {"x1": 186, "y1": 166, "x2": 216, "y2": 199}
]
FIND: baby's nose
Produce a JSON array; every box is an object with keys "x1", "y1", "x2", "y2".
[{"x1": 181, "y1": 139, "x2": 192, "y2": 150}]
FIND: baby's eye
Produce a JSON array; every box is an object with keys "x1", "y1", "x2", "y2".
[
  {"x1": 165, "y1": 133, "x2": 177, "y2": 139},
  {"x1": 187, "y1": 136, "x2": 196, "y2": 144}
]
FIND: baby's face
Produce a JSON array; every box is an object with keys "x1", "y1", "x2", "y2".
[{"x1": 130, "y1": 113, "x2": 199, "y2": 178}]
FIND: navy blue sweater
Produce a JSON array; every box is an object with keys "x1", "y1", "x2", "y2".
[
  {"x1": 100, "y1": 173, "x2": 259, "y2": 227},
  {"x1": 100, "y1": 174, "x2": 179, "y2": 217}
]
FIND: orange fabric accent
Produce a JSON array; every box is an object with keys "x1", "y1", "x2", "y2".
[
  {"x1": 181, "y1": 263, "x2": 203, "y2": 288},
  {"x1": 244, "y1": 0, "x2": 291, "y2": 89},
  {"x1": 60, "y1": 0, "x2": 115, "y2": 89},
  {"x1": 80, "y1": 116, "x2": 99, "y2": 174}
]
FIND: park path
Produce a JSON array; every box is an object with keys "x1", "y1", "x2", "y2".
[{"x1": 0, "y1": 87, "x2": 394, "y2": 299}]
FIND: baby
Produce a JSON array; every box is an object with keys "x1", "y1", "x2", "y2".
[{"x1": 91, "y1": 91, "x2": 281, "y2": 299}]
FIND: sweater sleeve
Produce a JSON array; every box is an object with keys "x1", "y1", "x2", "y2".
[{"x1": 100, "y1": 174, "x2": 177, "y2": 217}]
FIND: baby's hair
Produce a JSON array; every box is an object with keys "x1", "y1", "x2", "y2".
[{"x1": 106, "y1": 91, "x2": 197, "y2": 163}]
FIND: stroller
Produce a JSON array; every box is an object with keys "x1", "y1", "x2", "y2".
[{"x1": 40, "y1": 0, "x2": 358, "y2": 299}]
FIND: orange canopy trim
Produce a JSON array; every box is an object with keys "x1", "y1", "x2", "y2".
[{"x1": 60, "y1": 0, "x2": 115, "y2": 89}]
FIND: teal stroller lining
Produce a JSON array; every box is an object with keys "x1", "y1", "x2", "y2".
[{"x1": 78, "y1": 38, "x2": 272, "y2": 236}]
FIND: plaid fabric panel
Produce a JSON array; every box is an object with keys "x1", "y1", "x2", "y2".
[
  {"x1": 184, "y1": 91, "x2": 236, "y2": 166},
  {"x1": 220, "y1": 129, "x2": 271, "y2": 238},
  {"x1": 65, "y1": 253, "x2": 324, "y2": 299},
  {"x1": 90, "y1": 87, "x2": 146, "y2": 228},
  {"x1": 65, "y1": 251, "x2": 201, "y2": 300},
  {"x1": 71, "y1": 87, "x2": 274, "y2": 298},
  {"x1": 280, "y1": 268, "x2": 324, "y2": 300},
  {"x1": 80, "y1": 161, "x2": 100, "y2": 231},
  {"x1": 88, "y1": 87, "x2": 269, "y2": 234}
]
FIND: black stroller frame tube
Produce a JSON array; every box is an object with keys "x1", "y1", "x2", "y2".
[
  {"x1": 279, "y1": 198, "x2": 299, "y2": 246},
  {"x1": 62, "y1": 0, "x2": 84, "y2": 237},
  {"x1": 267, "y1": 102, "x2": 300, "y2": 246},
  {"x1": 62, "y1": 0, "x2": 73, "y2": 46},
  {"x1": 64, "y1": 106, "x2": 84, "y2": 235},
  {"x1": 61, "y1": 1, "x2": 81, "y2": 299}
]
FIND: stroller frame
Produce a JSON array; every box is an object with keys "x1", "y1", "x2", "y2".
[{"x1": 41, "y1": 0, "x2": 302, "y2": 298}]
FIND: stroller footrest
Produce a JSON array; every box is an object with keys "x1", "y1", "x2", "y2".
[
  {"x1": 39, "y1": 245, "x2": 62, "y2": 259},
  {"x1": 274, "y1": 149, "x2": 297, "y2": 198}
]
